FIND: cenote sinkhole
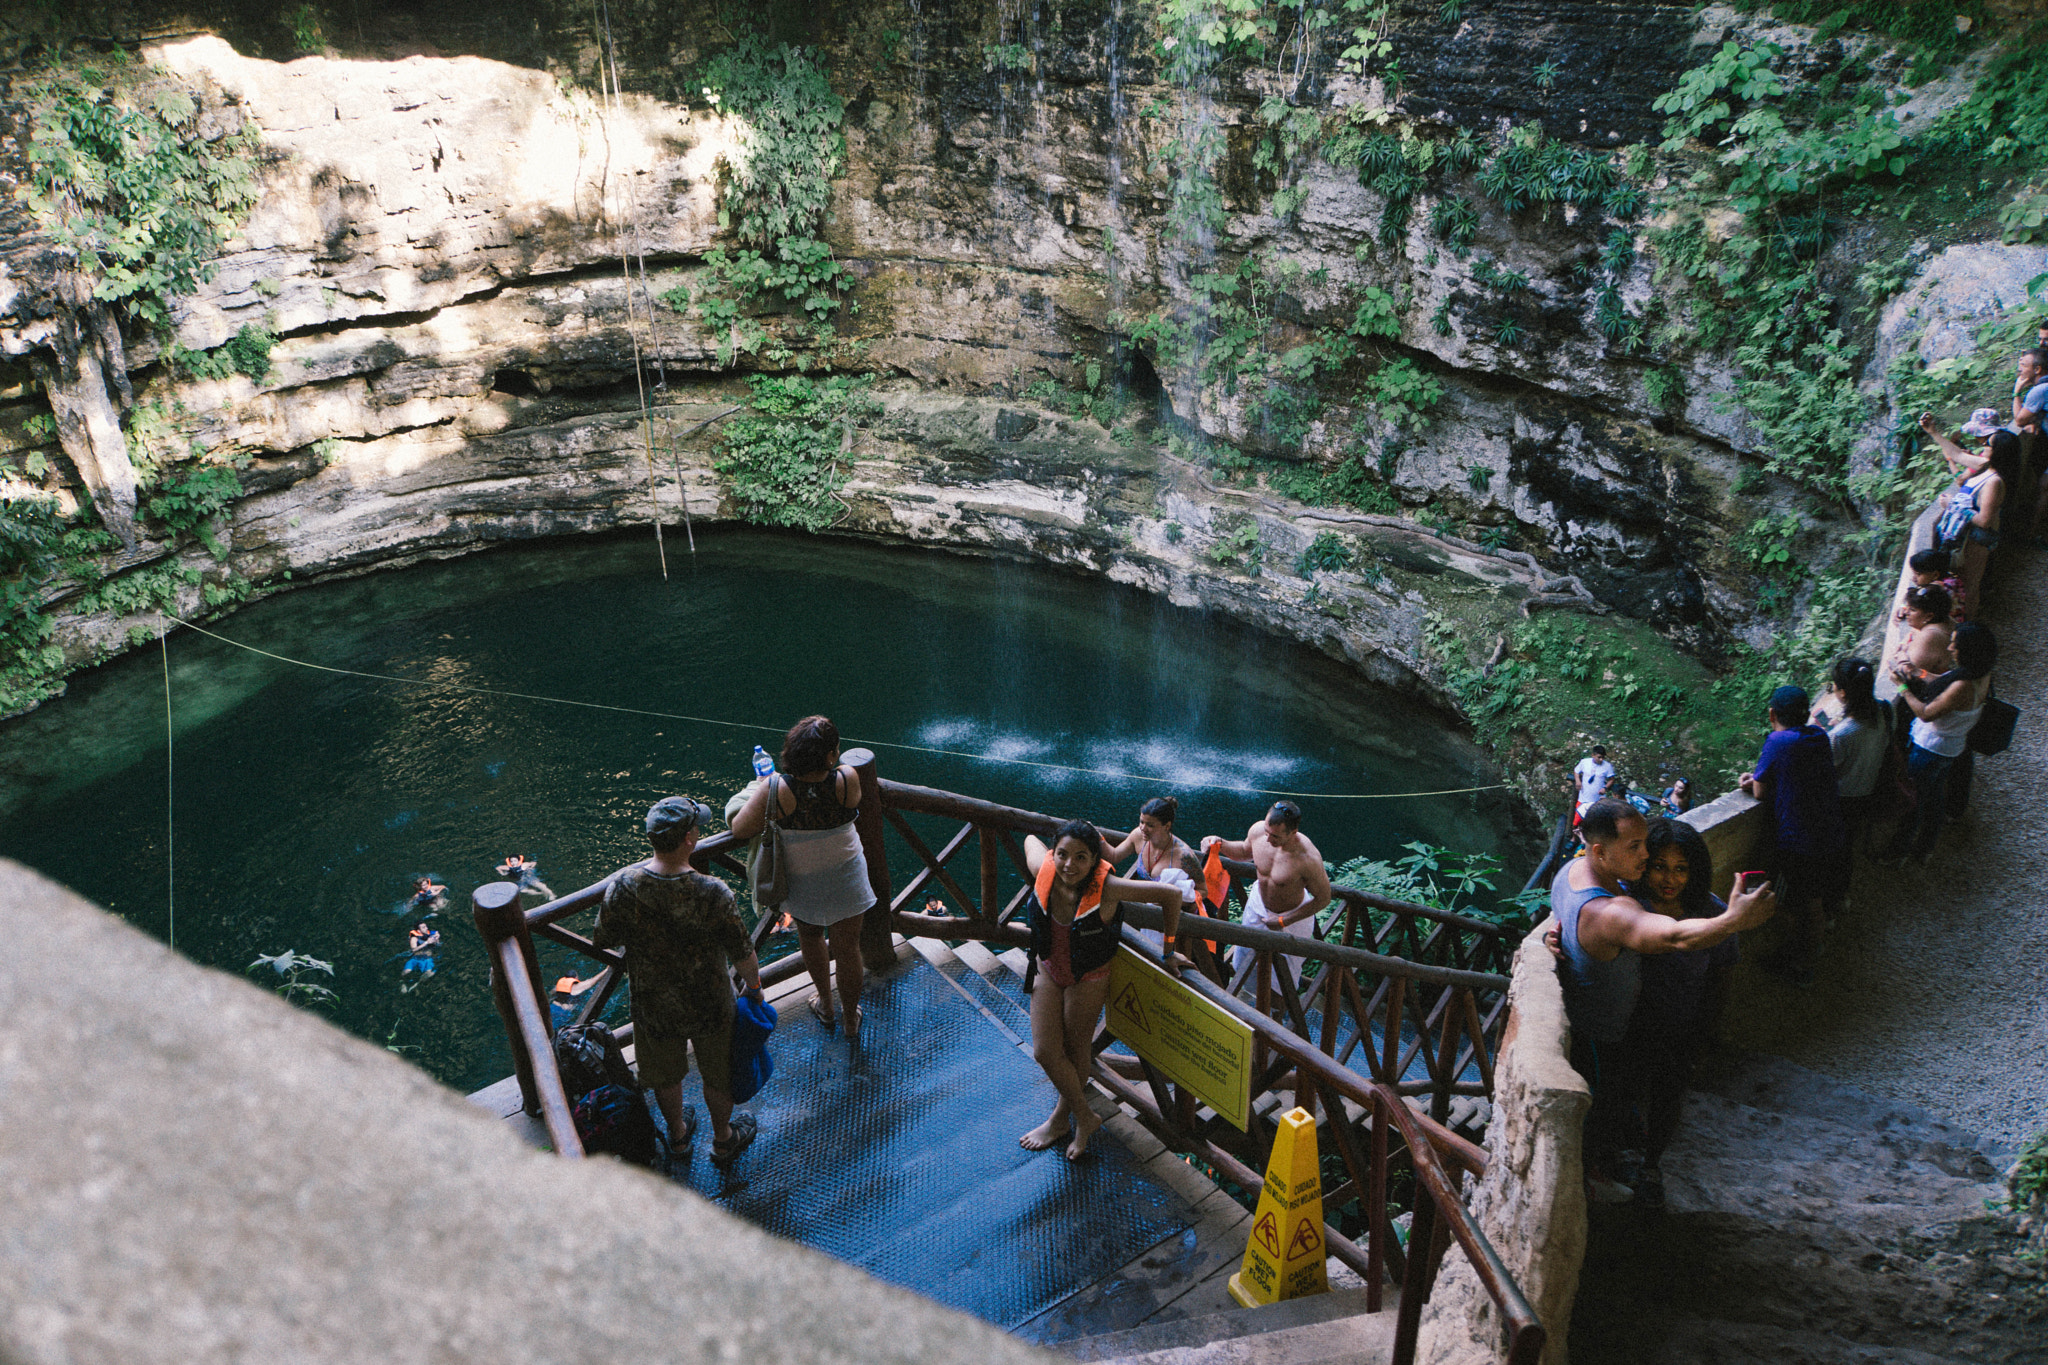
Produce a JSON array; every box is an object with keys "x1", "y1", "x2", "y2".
[{"x1": 0, "y1": 529, "x2": 1530, "y2": 1093}]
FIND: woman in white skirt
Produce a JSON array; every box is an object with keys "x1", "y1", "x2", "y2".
[{"x1": 730, "y1": 716, "x2": 877, "y2": 1043}]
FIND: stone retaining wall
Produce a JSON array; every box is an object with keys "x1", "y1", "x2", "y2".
[
  {"x1": 0, "y1": 857, "x2": 1055, "y2": 1365},
  {"x1": 1415, "y1": 923, "x2": 1589, "y2": 1365}
]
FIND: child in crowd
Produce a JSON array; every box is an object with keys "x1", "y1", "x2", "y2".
[{"x1": 1899, "y1": 547, "x2": 1965, "y2": 624}]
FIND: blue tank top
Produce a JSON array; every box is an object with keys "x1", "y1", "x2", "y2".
[{"x1": 1551, "y1": 861, "x2": 1640, "y2": 1046}]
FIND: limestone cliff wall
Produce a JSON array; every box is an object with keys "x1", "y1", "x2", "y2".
[{"x1": 0, "y1": 26, "x2": 1663, "y2": 728}]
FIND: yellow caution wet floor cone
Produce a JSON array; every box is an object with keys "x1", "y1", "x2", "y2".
[{"x1": 1228, "y1": 1106, "x2": 1329, "y2": 1307}]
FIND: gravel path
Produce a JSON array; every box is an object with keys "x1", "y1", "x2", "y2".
[{"x1": 1723, "y1": 542, "x2": 2048, "y2": 1148}]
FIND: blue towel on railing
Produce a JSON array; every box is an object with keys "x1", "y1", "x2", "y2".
[{"x1": 729, "y1": 994, "x2": 778, "y2": 1103}]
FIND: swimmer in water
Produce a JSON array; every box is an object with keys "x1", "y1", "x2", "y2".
[
  {"x1": 497, "y1": 855, "x2": 555, "y2": 905},
  {"x1": 409, "y1": 877, "x2": 447, "y2": 914},
  {"x1": 401, "y1": 921, "x2": 441, "y2": 982}
]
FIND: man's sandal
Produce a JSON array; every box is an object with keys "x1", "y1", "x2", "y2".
[
  {"x1": 711, "y1": 1111, "x2": 758, "y2": 1167},
  {"x1": 668, "y1": 1104, "x2": 698, "y2": 1157}
]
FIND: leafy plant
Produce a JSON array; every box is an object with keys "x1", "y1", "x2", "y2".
[
  {"x1": 143, "y1": 463, "x2": 244, "y2": 558},
  {"x1": 1204, "y1": 522, "x2": 1265, "y2": 575},
  {"x1": 1735, "y1": 512, "x2": 1804, "y2": 576},
  {"x1": 19, "y1": 54, "x2": 263, "y2": 331},
  {"x1": 222, "y1": 324, "x2": 278, "y2": 383},
  {"x1": 1297, "y1": 530, "x2": 1353, "y2": 576},
  {"x1": 983, "y1": 43, "x2": 1033, "y2": 72},
  {"x1": 1643, "y1": 366, "x2": 1684, "y2": 411},
  {"x1": 713, "y1": 373, "x2": 877, "y2": 531},
  {"x1": 283, "y1": 3, "x2": 324, "y2": 53},
  {"x1": 686, "y1": 38, "x2": 854, "y2": 363},
  {"x1": 247, "y1": 949, "x2": 338, "y2": 1006},
  {"x1": 1430, "y1": 195, "x2": 1478, "y2": 253},
  {"x1": 1359, "y1": 357, "x2": 1444, "y2": 430}
]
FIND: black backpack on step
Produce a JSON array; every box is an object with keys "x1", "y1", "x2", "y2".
[
  {"x1": 552, "y1": 1021, "x2": 636, "y2": 1100},
  {"x1": 572, "y1": 1083, "x2": 662, "y2": 1168}
]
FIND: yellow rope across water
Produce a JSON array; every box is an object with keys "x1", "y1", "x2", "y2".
[{"x1": 160, "y1": 614, "x2": 1510, "y2": 802}]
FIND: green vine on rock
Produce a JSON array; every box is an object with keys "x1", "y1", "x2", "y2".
[
  {"x1": 680, "y1": 38, "x2": 854, "y2": 365},
  {"x1": 20, "y1": 53, "x2": 262, "y2": 332},
  {"x1": 713, "y1": 374, "x2": 877, "y2": 532}
]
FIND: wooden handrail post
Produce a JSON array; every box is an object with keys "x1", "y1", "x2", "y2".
[
  {"x1": 979, "y1": 823, "x2": 1000, "y2": 920},
  {"x1": 474, "y1": 879, "x2": 546, "y2": 1116},
  {"x1": 1391, "y1": 1150, "x2": 1440, "y2": 1365},
  {"x1": 845, "y1": 747, "x2": 895, "y2": 972}
]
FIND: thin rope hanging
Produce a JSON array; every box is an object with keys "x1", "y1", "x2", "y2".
[
  {"x1": 592, "y1": 0, "x2": 669, "y2": 576},
  {"x1": 160, "y1": 615, "x2": 175, "y2": 950}
]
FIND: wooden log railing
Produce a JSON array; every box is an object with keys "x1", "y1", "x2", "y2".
[
  {"x1": 470, "y1": 752, "x2": 1538, "y2": 1363},
  {"x1": 874, "y1": 777, "x2": 1517, "y2": 1119}
]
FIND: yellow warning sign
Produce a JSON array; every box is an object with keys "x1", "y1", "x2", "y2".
[
  {"x1": 1228, "y1": 1107, "x2": 1329, "y2": 1307},
  {"x1": 1106, "y1": 946, "x2": 1254, "y2": 1130}
]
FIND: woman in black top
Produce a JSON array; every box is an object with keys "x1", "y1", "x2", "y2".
[{"x1": 731, "y1": 716, "x2": 877, "y2": 1042}]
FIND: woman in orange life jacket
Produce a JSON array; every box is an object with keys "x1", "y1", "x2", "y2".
[{"x1": 1019, "y1": 818, "x2": 1187, "y2": 1161}]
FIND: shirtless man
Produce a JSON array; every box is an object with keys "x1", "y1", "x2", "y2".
[{"x1": 1201, "y1": 800, "x2": 1332, "y2": 988}]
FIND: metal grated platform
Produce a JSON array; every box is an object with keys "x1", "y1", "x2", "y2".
[{"x1": 655, "y1": 954, "x2": 1197, "y2": 1330}]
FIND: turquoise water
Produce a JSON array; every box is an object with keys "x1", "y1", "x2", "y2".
[{"x1": 0, "y1": 529, "x2": 1528, "y2": 1091}]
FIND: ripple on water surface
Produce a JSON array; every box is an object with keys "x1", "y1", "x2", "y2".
[{"x1": 0, "y1": 529, "x2": 1526, "y2": 1091}]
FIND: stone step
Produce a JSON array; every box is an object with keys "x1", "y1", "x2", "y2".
[
  {"x1": 906, "y1": 936, "x2": 961, "y2": 971},
  {"x1": 1055, "y1": 1290, "x2": 1390, "y2": 1365},
  {"x1": 952, "y1": 938, "x2": 1007, "y2": 978}
]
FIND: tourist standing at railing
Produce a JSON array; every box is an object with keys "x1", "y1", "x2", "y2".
[
  {"x1": 1201, "y1": 801, "x2": 1332, "y2": 989},
  {"x1": 2011, "y1": 350, "x2": 2048, "y2": 433},
  {"x1": 1823, "y1": 658, "x2": 1893, "y2": 862},
  {"x1": 1615, "y1": 817, "x2": 1740, "y2": 1208},
  {"x1": 1738, "y1": 686, "x2": 1849, "y2": 988},
  {"x1": 593, "y1": 796, "x2": 765, "y2": 1168},
  {"x1": 1019, "y1": 820, "x2": 1186, "y2": 1161},
  {"x1": 1548, "y1": 800, "x2": 1773, "y2": 1202},
  {"x1": 1884, "y1": 622, "x2": 1998, "y2": 866},
  {"x1": 1891, "y1": 584, "x2": 1956, "y2": 684},
  {"x1": 1922, "y1": 412, "x2": 2017, "y2": 618},
  {"x1": 729, "y1": 715, "x2": 876, "y2": 1045},
  {"x1": 2019, "y1": 346, "x2": 2048, "y2": 536},
  {"x1": 1103, "y1": 796, "x2": 1209, "y2": 955}
]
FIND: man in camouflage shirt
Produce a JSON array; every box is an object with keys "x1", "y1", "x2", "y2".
[{"x1": 593, "y1": 796, "x2": 765, "y2": 1165}]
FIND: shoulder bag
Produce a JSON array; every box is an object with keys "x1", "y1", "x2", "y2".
[
  {"x1": 748, "y1": 775, "x2": 790, "y2": 909},
  {"x1": 1969, "y1": 684, "x2": 2020, "y2": 756}
]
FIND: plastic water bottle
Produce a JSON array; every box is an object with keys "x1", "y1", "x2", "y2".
[{"x1": 751, "y1": 745, "x2": 775, "y2": 778}]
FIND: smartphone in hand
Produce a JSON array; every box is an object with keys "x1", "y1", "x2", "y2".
[{"x1": 1738, "y1": 870, "x2": 1769, "y2": 894}]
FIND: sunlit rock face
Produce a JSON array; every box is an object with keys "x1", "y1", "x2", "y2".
[{"x1": 0, "y1": 1, "x2": 1883, "y2": 693}]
